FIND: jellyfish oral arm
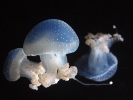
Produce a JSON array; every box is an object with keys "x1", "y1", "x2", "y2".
[
  {"x1": 37, "y1": 54, "x2": 66, "y2": 88},
  {"x1": 20, "y1": 59, "x2": 45, "y2": 90},
  {"x1": 57, "y1": 63, "x2": 78, "y2": 81},
  {"x1": 38, "y1": 54, "x2": 78, "y2": 87}
]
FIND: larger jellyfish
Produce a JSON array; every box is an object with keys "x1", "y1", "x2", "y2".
[{"x1": 75, "y1": 31, "x2": 124, "y2": 82}]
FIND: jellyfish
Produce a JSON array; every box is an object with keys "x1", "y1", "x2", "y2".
[
  {"x1": 75, "y1": 30, "x2": 124, "y2": 82},
  {"x1": 3, "y1": 48, "x2": 45, "y2": 90},
  {"x1": 3, "y1": 19, "x2": 79, "y2": 90}
]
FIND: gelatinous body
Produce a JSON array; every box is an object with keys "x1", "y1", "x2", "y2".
[
  {"x1": 76, "y1": 33, "x2": 124, "y2": 82},
  {"x1": 23, "y1": 19, "x2": 79, "y2": 88}
]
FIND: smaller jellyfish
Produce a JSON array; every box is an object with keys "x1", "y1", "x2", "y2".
[
  {"x1": 3, "y1": 48, "x2": 45, "y2": 90},
  {"x1": 76, "y1": 31, "x2": 124, "y2": 82}
]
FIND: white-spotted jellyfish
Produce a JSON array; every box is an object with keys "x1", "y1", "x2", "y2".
[
  {"x1": 75, "y1": 32, "x2": 124, "y2": 82},
  {"x1": 3, "y1": 48, "x2": 45, "y2": 90}
]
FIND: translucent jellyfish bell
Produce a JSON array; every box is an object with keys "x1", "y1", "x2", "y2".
[
  {"x1": 76, "y1": 31, "x2": 124, "y2": 82},
  {"x1": 23, "y1": 19, "x2": 79, "y2": 88}
]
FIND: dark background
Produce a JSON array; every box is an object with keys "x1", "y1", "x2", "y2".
[{"x1": 0, "y1": 0, "x2": 133, "y2": 100}]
